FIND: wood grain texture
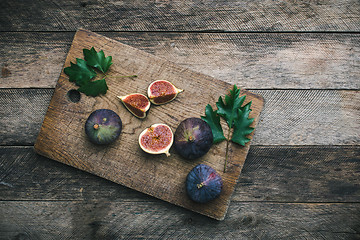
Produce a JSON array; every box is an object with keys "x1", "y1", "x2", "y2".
[
  {"x1": 1, "y1": 89, "x2": 358, "y2": 146},
  {"x1": 1, "y1": 32, "x2": 359, "y2": 89},
  {"x1": 0, "y1": 0, "x2": 359, "y2": 32},
  {"x1": 1, "y1": 0, "x2": 359, "y2": 237},
  {"x1": 0, "y1": 89, "x2": 53, "y2": 146},
  {"x1": 237, "y1": 146, "x2": 360, "y2": 203},
  {"x1": 254, "y1": 90, "x2": 360, "y2": 145},
  {"x1": 1, "y1": 146, "x2": 359, "y2": 203},
  {"x1": 1, "y1": 201, "x2": 359, "y2": 239},
  {"x1": 33, "y1": 29, "x2": 264, "y2": 220}
]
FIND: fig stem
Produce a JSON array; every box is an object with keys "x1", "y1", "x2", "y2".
[
  {"x1": 98, "y1": 72, "x2": 137, "y2": 80},
  {"x1": 93, "y1": 124, "x2": 99, "y2": 130},
  {"x1": 107, "y1": 74, "x2": 138, "y2": 78},
  {"x1": 176, "y1": 88, "x2": 184, "y2": 93},
  {"x1": 197, "y1": 182, "x2": 204, "y2": 189},
  {"x1": 224, "y1": 127, "x2": 231, "y2": 173}
]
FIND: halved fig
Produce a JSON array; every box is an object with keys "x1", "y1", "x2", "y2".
[
  {"x1": 147, "y1": 80, "x2": 183, "y2": 105},
  {"x1": 118, "y1": 93, "x2": 150, "y2": 119},
  {"x1": 139, "y1": 123, "x2": 174, "y2": 157}
]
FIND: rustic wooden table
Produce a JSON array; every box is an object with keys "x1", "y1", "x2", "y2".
[{"x1": 1, "y1": 1, "x2": 359, "y2": 239}]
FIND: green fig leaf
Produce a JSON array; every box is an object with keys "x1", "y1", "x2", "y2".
[
  {"x1": 201, "y1": 104, "x2": 227, "y2": 143},
  {"x1": 77, "y1": 79, "x2": 108, "y2": 97},
  {"x1": 203, "y1": 85, "x2": 256, "y2": 172},
  {"x1": 64, "y1": 58, "x2": 96, "y2": 86},
  {"x1": 64, "y1": 47, "x2": 113, "y2": 97},
  {"x1": 216, "y1": 85, "x2": 246, "y2": 129},
  {"x1": 83, "y1": 47, "x2": 113, "y2": 73},
  {"x1": 231, "y1": 102, "x2": 255, "y2": 146}
]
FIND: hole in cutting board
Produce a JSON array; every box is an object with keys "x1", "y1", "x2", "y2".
[{"x1": 67, "y1": 89, "x2": 81, "y2": 103}]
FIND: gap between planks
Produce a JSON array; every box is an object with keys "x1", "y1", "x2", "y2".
[
  {"x1": 0, "y1": 199, "x2": 359, "y2": 205},
  {"x1": 1, "y1": 30, "x2": 360, "y2": 34}
]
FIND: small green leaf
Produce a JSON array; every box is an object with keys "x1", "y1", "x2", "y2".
[
  {"x1": 231, "y1": 102, "x2": 255, "y2": 146},
  {"x1": 201, "y1": 104, "x2": 227, "y2": 143},
  {"x1": 83, "y1": 47, "x2": 113, "y2": 73},
  {"x1": 64, "y1": 58, "x2": 96, "y2": 86},
  {"x1": 77, "y1": 79, "x2": 108, "y2": 97},
  {"x1": 216, "y1": 85, "x2": 246, "y2": 129}
]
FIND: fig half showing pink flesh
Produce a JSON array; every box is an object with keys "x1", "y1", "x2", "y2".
[
  {"x1": 147, "y1": 80, "x2": 183, "y2": 105},
  {"x1": 139, "y1": 123, "x2": 174, "y2": 157},
  {"x1": 118, "y1": 93, "x2": 151, "y2": 119}
]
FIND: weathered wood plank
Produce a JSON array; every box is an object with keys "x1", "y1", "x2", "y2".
[
  {"x1": 1, "y1": 146, "x2": 359, "y2": 203},
  {"x1": 237, "y1": 146, "x2": 360, "y2": 202},
  {"x1": 254, "y1": 90, "x2": 360, "y2": 145},
  {"x1": 1, "y1": 32, "x2": 359, "y2": 89},
  {"x1": 0, "y1": 89, "x2": 358, "y2": 146},
  {"x1": 0, "y1": 89, "x2": 53, "y2": 146},
  {"x1": 0, "y1": 201, "x2": 359, "y2": 239},
  {"x1": 0, "y1": 1, "x2": 359, "y2": 32}
]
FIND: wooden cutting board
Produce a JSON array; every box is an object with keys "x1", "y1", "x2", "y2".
[{"x1": 34, "y1": 29, "x2": 264, "y2": 220}]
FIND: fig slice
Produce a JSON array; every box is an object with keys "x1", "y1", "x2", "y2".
[
  {"x1": 147, "y1": 80, "x2": 183, "y2": 105},
  {"x1": 139, "y1": 123, "x2": 174, "y2": 157},
  {"x1": 118, "y1": 93, "x2": 151, "y2": 119}
]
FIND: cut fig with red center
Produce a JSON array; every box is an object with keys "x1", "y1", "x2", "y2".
[
  {"x1": 118, "y1": 93, "x2": 150, "y2": 118},
  {"x1": 139, "y1": 123, "x2": 174, "y2": 156},
  {"x1": 147, "y1": 80, "x2": 183, "y2": 105}
]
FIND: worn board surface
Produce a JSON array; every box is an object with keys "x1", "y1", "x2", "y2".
[
  {"x1": 1, "y1": 0, "x2": 359, "y2": 32},
  {"x1": 34, "y1": 29, "x2": 264, "y2": 220},
  {"x1": 1, "y1": 32, "x2": 359, "y2": 89}
]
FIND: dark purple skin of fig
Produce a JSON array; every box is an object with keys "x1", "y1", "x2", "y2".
[
  {"x1": 174, "y1": 118, "x2": 213, "y2": 160},
  {"x1": 186, "y1": 164, "x2": 223, "y2": 203},
  {"x1": 85, "y1": 109, "x2": 122, "y2": 145}
]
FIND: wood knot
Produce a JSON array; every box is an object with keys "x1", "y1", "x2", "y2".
[{"x1": 2, "y1": 66, "x2": 11, "y2": 77}]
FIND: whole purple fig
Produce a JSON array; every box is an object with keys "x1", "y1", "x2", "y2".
[
  {"x1": 186, "y1": 164, "x2": 223, "y2": 203},
  {"x1": 174, "y1": 117, "x2": 213, "y2": 160},
  {"x1": 85, "y1": 109, "x2": 122, "y2": 145}
]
